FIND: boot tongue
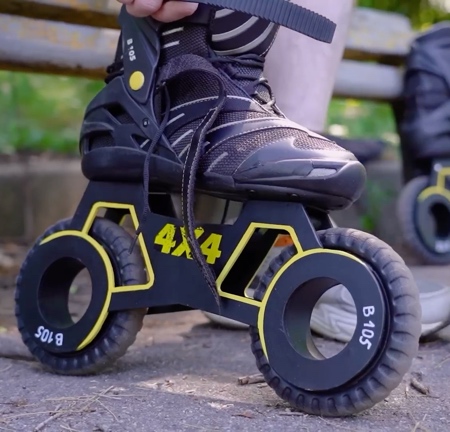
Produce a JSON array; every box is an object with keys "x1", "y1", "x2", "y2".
[
  {"x1": 160, "y1": 6, "x2": 275, "y2": 109},
  {"x1": 210, "y1": 10, "x2": 278, "y2": 108},
  {"x1": 160, "y1": 25, "x2": 210, "y2": 63},
  {"x1": 229, "y1": 62, "x2": 273, "y2": 107},
  {"x1": 160, "y1": 5, "x2": 214, "y2": 64}
]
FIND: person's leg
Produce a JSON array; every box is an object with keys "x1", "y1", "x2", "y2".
[
  {"x1": 203, "y1": 1, "x2": 357, "y2": 330},
  {"x1": 264, "y1": 1, "x2": 450, "y2": 340},
  {"x1": 265, "y1": 0, "x2": 355, "y2": 133},
  {"x1": 265, "y1": 0, "x2": 385, "y2": 164}
]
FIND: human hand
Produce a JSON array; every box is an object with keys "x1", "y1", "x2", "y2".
[{"x1": 117, "y1": 0, "x2": 198, "y2": 22}]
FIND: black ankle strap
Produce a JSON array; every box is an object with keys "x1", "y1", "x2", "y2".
[{"x1": 183, "y1": 0, "x2": 336, "y2": 43}]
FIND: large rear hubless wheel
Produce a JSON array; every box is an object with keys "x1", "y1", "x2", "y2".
[
  {"x1": 250, "y1": 228, "x2": 421, "y2": 417},
  {"x1": 15, "y1": 217, "x2": 147, "y2": 375},
  {"x1": 397, "y1": 176, "x2": 450, "y2": 265}
]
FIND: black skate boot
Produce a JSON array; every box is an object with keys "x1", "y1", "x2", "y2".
[
  {"x1": 396, "y1": 22, "x2": 450, "y2": 264},
  {"x1": 80, "y1": 1, "x2": 366, "y2": 294},
  {"x1": 81, "y1": 2, "x2": 365, "y2": 209}
]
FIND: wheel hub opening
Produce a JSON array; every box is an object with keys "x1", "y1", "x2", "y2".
[
  {"x1": 38, "y1": 257, "x2": 93, "y2": 329},
  {"x1": 429, "y1": 202, "x2": 450, "y2": 239},
  {"x1": 284, "y1": 278, "x2": 356, "y2": 360},
  {"x1": 310, "y1": 284, "x2": 356, "y2": 359}
]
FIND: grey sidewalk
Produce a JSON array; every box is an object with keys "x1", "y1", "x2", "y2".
[
  {"x1": 1, "y1": 310, "x2": 450, "y2": 432},
  {"x1": 1, "y1": 263, "x2": 450, "y2": 432}
]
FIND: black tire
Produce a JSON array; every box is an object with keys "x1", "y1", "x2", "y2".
[
  {"x1": 397, "y1": 176, "x2": 450, "y2": 265},
  {"x1": 251, "y1": 228, "x2": 421, "y2": 417},
  {"x1": 15, "y1": 217, "x2": 147, "y2": 375}
]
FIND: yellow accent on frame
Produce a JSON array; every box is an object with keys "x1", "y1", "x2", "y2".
[
  {"x1": 81, "y1": 202, "x2": 155, "y2": 293},
  {"x1": 419, "y1": 167, "x2": 450, "y2": 202},
  {"x1": 39, "y1": 206, "x2": 366, "y2": 359},
  {"x1": 40, "y1": 201, "x2": 156, "y2": 351},
  {"x1": 40, "y1": 231, "x2": 115, "y2": 351},
  {"x1": 256, "y1": 247, "x2": 365, "y2": 360},
  {"x1": 215, "y1": 223, "x2": 303, "y2": 308},
  {"x1": 214, "y1": 220, "x2": 365, "y2": 359}
]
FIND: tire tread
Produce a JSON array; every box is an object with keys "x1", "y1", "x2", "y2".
[
  {"x1": 251, "y1": 227, "x2": 421, "y2": 416},
  {"x1": 16, "y1": 217, "x2": 147, "y2": 376}
]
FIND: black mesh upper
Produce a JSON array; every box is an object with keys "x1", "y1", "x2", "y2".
[
  {"x1": 156, "y1": 18, "x2": 346, "y2": 176},
  {"x1": 201, "y1": 128, "x2": 344, "y2": 175},
  {"x1": 86, "y1": 11, "x2": 348, "y2": 176}
]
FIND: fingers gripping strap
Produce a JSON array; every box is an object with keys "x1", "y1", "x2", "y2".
[{"x1": 183, "y1": 0, "x2": 336, "y2": 43}]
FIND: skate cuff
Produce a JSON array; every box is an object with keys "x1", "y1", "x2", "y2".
[{"x1": 183, "y1": 0, "x2": 336, "y2": 43}]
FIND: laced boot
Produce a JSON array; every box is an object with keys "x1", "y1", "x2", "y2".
[
  {"x1": 81, "y1": 2, "x2": 365, "y2": 207},
  {"x1": 79, "y1": 1, "x2": 366, "y2": 299}
]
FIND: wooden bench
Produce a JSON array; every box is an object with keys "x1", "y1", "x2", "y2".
[{"x1": 0, "y1": 1, "x2": 415, "y2": 102}]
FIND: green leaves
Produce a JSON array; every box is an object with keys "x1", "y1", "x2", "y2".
[
  {"x1": 358, "y1": 0, "x2": 450, "y2": 28},
  {"x1": 0, "y1": 72, "x2": 102, "y2": 155}
]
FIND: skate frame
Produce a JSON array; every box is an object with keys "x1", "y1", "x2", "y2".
[
  {"x1": 16, "y1": 178, "x2": 394, "y2": 392},
  {"x1": 68, "y1": 181, "x2": 333, "y2": 322}
]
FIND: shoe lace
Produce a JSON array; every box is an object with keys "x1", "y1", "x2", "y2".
[
  {"x1": 103, "y1": 42, "x2": 229, "y2": 307},
  {"x1": 212, "y1": 53, "x2": 281, "y2": 114},
  {"x1": 122, "y1": 64, "x2": 227, "y2": 308}
]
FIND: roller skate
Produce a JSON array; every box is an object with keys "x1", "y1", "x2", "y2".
[
  {"x1": 15, "y1": 0, "x2": 421, "y2": 417},
  {"x1": 396, "y1": 22, "x2": 450, "y2": 264}
]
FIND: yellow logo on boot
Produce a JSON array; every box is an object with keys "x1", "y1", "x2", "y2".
[{"x1": 129, "y1": 71, "x2": 145, "y2": 91}]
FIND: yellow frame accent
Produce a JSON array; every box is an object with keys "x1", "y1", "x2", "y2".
[
  {"x1": 40, "y1": 231, "x2": 115, "y2": 351},
  {"x1": 39, "y1": 202, "x2": 155, "y2": 350},
  {"x1": 215, "y1": 223, "x2": 303, "y2": 307},
  {"x1": 215, "y1": 221, "x2": 366, "y2": 358},
  {"x1": 38, "y1": 204, "x2": 365, "y2": 358},
  {"x1": 81, "y1": 201, "x2": 155, "y2": 293},
  {"x1": 419, "y1": 167, "x2": 450, "y2": 202},
  {"x1": 256, "y1": 248, "x2": 365, "y2": 360}
]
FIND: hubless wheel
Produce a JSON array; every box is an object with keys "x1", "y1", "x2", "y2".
[
  {"x1": 250, "y1": 228, "x2": 421, "y2": 417},
  {"x1": 15, "y1": 218, "x2": 147, "y2": 375},
  {"x1": 397, "y1": 176, "x2": 450, "y2": 265}
]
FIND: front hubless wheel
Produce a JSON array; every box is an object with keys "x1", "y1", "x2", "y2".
[
  {"x1": 397, "y1": 175, "x2": 450, "y2": 264},
  {"x1": 15, "y1": 217, "x2": 147, "y2": 375},
  {"x1": 250, "y1": 228, "x2": 421, "y2": 417}
]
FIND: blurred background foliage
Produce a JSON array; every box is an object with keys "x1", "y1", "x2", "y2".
[
  {"x1": 0, "y1": 0, "x2": 449, "y2": 156},
  {"x1": 359, "y1": 0, "x2": 450, "y2": 26}
]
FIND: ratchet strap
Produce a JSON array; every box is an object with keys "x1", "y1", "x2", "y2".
[{"x1": 184, "y1": 0, "x2": 336, "y2": 43}]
